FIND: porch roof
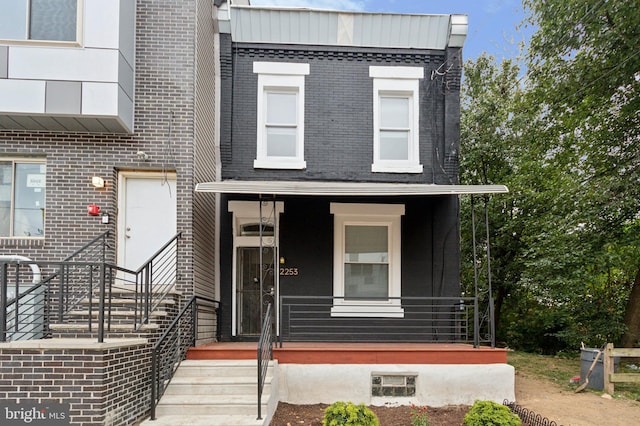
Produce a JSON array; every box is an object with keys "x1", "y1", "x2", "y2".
[{"x1": 195, "y1": 180, "x2": 508, "y2": 196}]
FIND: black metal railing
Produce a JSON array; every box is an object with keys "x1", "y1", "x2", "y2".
[
  {"x1": 257, "y1": 303, "x2": 274, "y2": 420},
  {"x1": 1, "y1": 232, "x2": 182, "y2": 343},
  {"x1": 150, "y1": 296, "x2": 220, "y2": 420},
  {"x1": 504, "y1": 400, "x2": 561, "y2": 426},
  {"x1": 279, "y1": 295, "x2": 492, "y2": 345}
]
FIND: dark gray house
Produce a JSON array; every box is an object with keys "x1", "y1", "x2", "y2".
[{"x1": 197, "y1": 5, "x2": 507, "y2": 342}]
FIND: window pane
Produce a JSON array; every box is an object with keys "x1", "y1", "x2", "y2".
[
  {"x1": 30, "y1": 0, "x2": 77, "y2": 41},
  {"x1": 266, "y1": 127, "x2": 296, "y2": 157},
  {"x1": 380, "y1": 97, "x2": 409, "y2": 128},
  {"x1": 380, "y1": 130, "x2": 409, "y2": 160},
  {"x1": 0, "y1": 162, "x2": 12, "y2": 236},
  {"x1": 266, "y1": 92, "x2": 296, "y2": 125},
  {"x1": 345, "y1": 225, "x2": 388, "y2": 263},
  {"x1": 13, "y1": 163, "x2": 45, "y2": 237},
  {"x1": 345, "y1": 264, "x2": 389, "y2": 299},
  {"x1": 0, "y1": 0, "x2": 28, "y2": 40}
]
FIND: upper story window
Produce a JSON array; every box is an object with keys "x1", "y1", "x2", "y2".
[
  {"x1": 0, "y1": 0, "x2": 79, "y2": 42},
  {"x1": 0, "y1": 159, "x2": 46, "y2": 238},
  {"x1": 253, "y1": 62, "x2": 309, "y2": 170},
  {"x1": 370, "y1": 66, "x2": 424, "y2": 174}
]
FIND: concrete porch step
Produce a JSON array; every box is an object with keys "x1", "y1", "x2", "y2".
[
  {"x1": 148, "y1": 359, "x2": 276, "y2": 425},
  {"x1": 154, "y1": 394, "x2": 268, "y2": 416},
  {"x1": 139, "y1": 414, "x2": 265, "y2": 426},
  {"x1": 165, "y1": 375, "x2": 271, "y2": 395}
]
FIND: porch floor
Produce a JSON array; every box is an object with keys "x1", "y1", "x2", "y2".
[{"x1": 187, "y1": 342, "x2": 507, "y2": 364}]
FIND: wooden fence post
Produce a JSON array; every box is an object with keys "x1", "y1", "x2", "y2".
[{"x1": 603, "y1": 343, "x2": 614, "y2": 395}]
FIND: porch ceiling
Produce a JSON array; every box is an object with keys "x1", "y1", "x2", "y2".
[{"x1": 195, "y1": 180, "x2": 508, "y2": 196}]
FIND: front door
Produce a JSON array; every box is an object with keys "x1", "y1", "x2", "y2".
[
  {"x1": 237, "y1": 246, "x2": 275, "y2": 336},
  {"x1": 118, "y1": 173, "x2": 177, "y2": 270}
]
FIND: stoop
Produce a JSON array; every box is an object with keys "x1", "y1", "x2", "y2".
[{"x1": 139, "y1": 359, "x2": 278, "y2": 426}]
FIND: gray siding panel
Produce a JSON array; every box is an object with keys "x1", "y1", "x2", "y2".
[{"x1": 193, "y1": 0, "x2": 218, "y2": 300}]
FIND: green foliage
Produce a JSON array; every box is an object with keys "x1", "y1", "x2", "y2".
[
  {"x1": 463, "y1": 401, "x2": 521, "y2": 426},
  {"x1": 460, "y1": 0, "x2": 640, "y2": 353},
  {"x1": 322, "y1": 401, "x2": 379, "y2": 426},
  {"x1": 410, "y1": 404, "x2": 430, "y2": 426}
]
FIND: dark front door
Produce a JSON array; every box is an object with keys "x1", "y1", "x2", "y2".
[{"x1": 237, "y1": 246, "x2": 275, "y2": 336}]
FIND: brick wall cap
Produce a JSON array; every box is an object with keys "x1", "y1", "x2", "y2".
[{"x1": 0, "y1": 338, "x2": 147, "y2": 350}]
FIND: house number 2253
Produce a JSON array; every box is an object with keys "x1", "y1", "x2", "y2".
[{"x1": 279, "y1": 267, "x2": 299, "y2": 276}]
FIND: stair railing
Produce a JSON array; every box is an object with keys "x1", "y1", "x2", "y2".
[
  {"x1": 134, "y1": 232, "x2": 181, "y2": 328},
  {"x1": 1, "y1": 231, "x2": 183, "y2": 343},
  {"x1": 150, "y1": 295, "x2": 220, "y2": 420},
  {"x1": 257, "y1": 302, "x2": 274, "y2": 420}
]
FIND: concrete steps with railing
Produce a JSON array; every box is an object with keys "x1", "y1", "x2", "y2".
[
  {"x1": 49, "y1": 287, "x2": 180, "y2": 339},
  {"x1": 141, "y1": 359, "x2": 277, "y2": 426}
]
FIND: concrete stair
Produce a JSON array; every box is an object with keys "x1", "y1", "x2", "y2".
[{"x1": 142, "y1": 359, "x2": 277, "y2": 426}]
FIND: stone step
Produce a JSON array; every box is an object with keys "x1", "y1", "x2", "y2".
[
  {"x1": 49, "y1": 323, "x2": 159, "y2": 332},
  {"x1": 139, "y1": 414, "x2": 265, "y2": 426},
  {"x1": 173, "y1": 360, "x2": 268, "y2": 377},
  {"x1": 164, "y1": 375, "x2": 270, "y2": 395},
  {"x1": 65, "y1": 310, "x2": 168, "y2": 318},
  {"x1": 154, "y1": 394, "x2": 268, "y2": 416}
]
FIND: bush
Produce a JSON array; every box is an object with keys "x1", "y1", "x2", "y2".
[
  {"x1": 323, "y1": 401, "x2": 380, "y2": 426},
  {"x1": 463, "y1": 400, "x2": 521, "y2": 426}
]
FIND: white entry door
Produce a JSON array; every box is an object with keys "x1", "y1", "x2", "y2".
[{"x1": 118, "y1": 172, "x2": 177, "y2": 270}]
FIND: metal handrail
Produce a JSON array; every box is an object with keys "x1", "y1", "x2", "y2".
[
  {"x1": 1, "y1": 233, "x2": 182, "y2": 343},
  {"x1": 150, "y1": 295, "x2": 220, "y2": 420},
  {"x1": 257, "y1": 302, "x2": 274, "y2": 420}
]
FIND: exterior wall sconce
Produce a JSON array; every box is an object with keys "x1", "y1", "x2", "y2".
[
  {"x1": 279, "y1": 256, "x2": 285, "y2": 264},
  {"x1": 92, "y1": 176, "x2": 105, "y2": 188}
]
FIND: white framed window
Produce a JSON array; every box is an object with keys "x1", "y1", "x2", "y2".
[
  {"x1": 330, "y1": 203, "x2": 405, "y2": 318},
  {"x1": 370, "y1": 66, "x2": 424, "y2": 173},
  {"x1": 0, "y1": 159, "x2": 46, "y2": 238},
  {"x1": 0, "y1": 0, "x2": 81, "y2": 43},
  {"x1": 253, "y1": 62, "x2": 309, "y2": 170}
]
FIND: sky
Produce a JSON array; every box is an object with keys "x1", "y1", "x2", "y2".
[{"x1": 249, "y1": 0, "x2": 533, "y2": 63}]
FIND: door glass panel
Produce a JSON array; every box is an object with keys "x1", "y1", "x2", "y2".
[{"x1": 237, "y1": 247, "x2": 275, "y2": 336}]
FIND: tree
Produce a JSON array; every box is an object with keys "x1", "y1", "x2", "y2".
[{"x1": 523, "y1": 0, "x2": 640, "y2": 347}]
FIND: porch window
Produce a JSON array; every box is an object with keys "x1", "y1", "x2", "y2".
[
  {"x1": 0, "y1": 0, "x2": 80, "y2": 42},
  {"x1": 370, "y1": 66, "x2": 423, "y2": 173},
  {"x1": 331, "y1": 203, "x2": 404, "y2": 318},
  {"x1": 253, "y1": 62, "x2": 309, "y2": 170},
  {"x1": 0, "y1": 159, "x2": 46, "y2": 238}
]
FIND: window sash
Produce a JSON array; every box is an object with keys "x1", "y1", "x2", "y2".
[
  {"x1": 253, "y1": 63, "x2": 308, "y2": 169},
  {"x1": 370, "y1": 67, "x2": 423, "y2": 173},
  {"x1": 0, "y1": 160, "x2": 46, "y2": 238},
  {"x1": 0, "y1": 0, "x2": 78, "y2": 42}
]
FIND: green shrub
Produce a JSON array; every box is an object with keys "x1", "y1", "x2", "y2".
[
  {"x1": 322, "y1": 401, "x2": 380, "y2": 426},
  {"x1": 463, "y1": 400, "x2": 521, "y2": 426}
]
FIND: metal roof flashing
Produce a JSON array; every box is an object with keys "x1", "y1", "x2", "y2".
[{"x1": 222, "y1": 5, "x2": 468, "y2": 50}]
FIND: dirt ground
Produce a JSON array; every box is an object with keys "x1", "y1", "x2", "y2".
[{"x1": 270, "y1": 371, "x2": 640, "y2": 425}]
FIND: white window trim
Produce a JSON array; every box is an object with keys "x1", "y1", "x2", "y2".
[
  {"x1": 370, "y1": 66, "x2": 423, "y2": 174},
  {"x1": 253, "y1": 62, "x2": 309, "y2": 170},
  {"x1": 0, "y1": 157, "x2": 46, "y2": 239},
  {"x1": 330, "y1": 203, "x2": 405, "y2": 318}
]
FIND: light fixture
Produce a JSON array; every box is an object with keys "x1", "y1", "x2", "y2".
[{"x1": 91, "y1": 176, "x2": 105, "y2": 188}]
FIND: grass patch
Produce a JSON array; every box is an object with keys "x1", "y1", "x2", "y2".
[{"x1": 508, "y1": 350, "x2": 640, "y2": 401}]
